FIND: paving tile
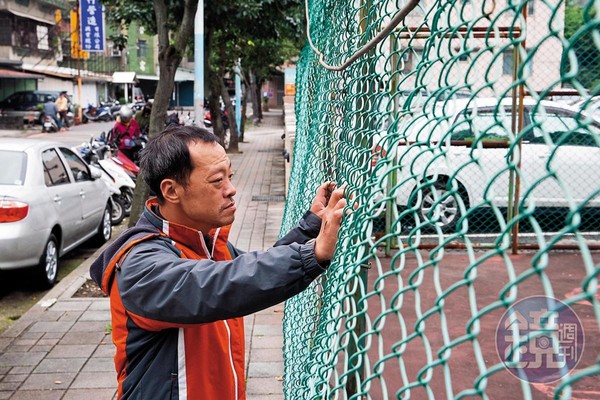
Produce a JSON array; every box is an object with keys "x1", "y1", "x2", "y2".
[
  {"x1": 0, "y1": 391, "x2": 11, "y2": 399},
  {"x1": 79, "y1": 310, "x2": 110, "y2": 321},
  {"x1": 245, "y1": 376, "x2": 284, "y2": 395},
  {"x1": 49, "y1": 301, "x2": 91, "y2": 312},
  {"x1": 28, "y1": 321, "x2": 74, "y2": 333},
  {"x1": 81, "y1": 357, "x2": 114, "y2": 372},
  {"x1": 2, "y1": 373, "x2": 27, "y2": 383},
  {"x1": 41, "y1": 332, "x2": 65, "y2": 340},
  {"x1": 88, "y1": 300, "x2": 110, "y2": 311},
  {"x1": 62, "y1": 388, "x2": 117, "y2": 399},
  {"x1": 0, "y1": 381, "x2": 20, "y2": 391},
  {"x1": 248, "y1": 348, "x2": 284, "y2": 362},
  {"x1": 58, "y1": 311, "x2": 84, "y2": 322},
  {"x1": 10, "y1": 389, "x2": 65, "y2": 400},
  {"x1": 37, "y1": 338, "x2": 60, "y2": 346},
  {"x1": 33, "y1": 358, "x2": 86, "y2": 373},
  {"x1": 20, "y1": 372, "x2": 76, "y2": 390},
  {"x1": 6, "y1": 345, "x2": 33, "y2": 352},
  {"x1": 35, "y1": 311, "x2": 65, "y2": 322},
  {"x1": 18, "y1": 331, "x2": 44, "y2": 340},
  {"x1": 70, "y1": 371, "x2": 116, "y2": 389},
  {"x1": 0, "y1": 352, "x2": 46, "y2": 367},
  {"x1": 59, "y1": 331, "x2": 105, "y2": 345},
  {"x1": 28, "y1": 345, "x2": 54, "y2": 353},
  {"x1": 92, "y1": 343, "x2": 116, "y2": 358},
  {"x1": 252, "y1": 335, "x2": 283, "y2": 349},
  {"x1": 9, "y1": 366, "x2": 35, "y2": 374},
  {"x1": 0, "y1": 367, "x2": 8, "y2": 375},
  {"x1": 0, "y1": 338, "x2": 11, "y2": 353},
  {"x1": 247, "y1": 361, "x2": 284, "y2": 378},
  {"x1": 253, "y1": 324, "x2": 284, "y2": 336},
  {"x1": 14, "y1": 339, "x2": 38, "y2": 347},
  {"x1": 69, "y1": 321, "x2": 108, "y2": 332},
  {"x1": 46, "y1": 345, "x2": 96, "y2": 359}
]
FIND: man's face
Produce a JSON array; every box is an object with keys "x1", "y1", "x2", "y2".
[{"x1": 174, "y1": 141, "x2": 236, "y2": 233}]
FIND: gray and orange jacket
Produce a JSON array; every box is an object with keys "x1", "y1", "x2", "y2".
[{"x1": 89, "y1": 198, "x2": 325, "y2": 399}]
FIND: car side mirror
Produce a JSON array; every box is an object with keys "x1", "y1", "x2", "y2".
[{"x1": 89, "y1": 166, "x2": 102, "y2": 180}]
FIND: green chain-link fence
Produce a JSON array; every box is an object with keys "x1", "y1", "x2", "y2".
[{"x1": 282, "y1": 0, "x2": 600, "y2": 398}]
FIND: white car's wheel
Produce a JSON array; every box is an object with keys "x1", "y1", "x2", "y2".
[
  {"x1": 418, "y1": 183, "x2": 464, "y2": 232},
  {"x1": 93, "y1": 204, "x2": 112, "y2": 244},
  {"x1": 36, "y1": 234, "x2": 58, "y2": 288}
]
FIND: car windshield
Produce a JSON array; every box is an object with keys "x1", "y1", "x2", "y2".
[{"x1": 0, "y1": 150, "x2": 27, "y2": 185}]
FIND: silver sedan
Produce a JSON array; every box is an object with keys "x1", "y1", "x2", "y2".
[{"x1": 0, "y1": 138, "x2": 112, "y2": 288}]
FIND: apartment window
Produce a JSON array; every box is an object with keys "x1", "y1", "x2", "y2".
[
  {"x1": 137, "y1": 39, "x2": 147, "y2": 58},
  {"x1": 0, "y1": 14, "x2": 11, "y2": 45},
  {"x1": 37, "y1": 25, "x2": 49, "y2": 50},
  {"x1": 528, "y1": 0, "x2": 535, "y2": 15}
]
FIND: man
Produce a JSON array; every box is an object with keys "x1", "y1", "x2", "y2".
[
  {"x1": 111, "y1": 105, "x2": 142, "y2": 162},
  {"x1": 134, "y1": 100, "x2": 152, "y2": 134},
  {"x1": 55, "y1": 91, "x2": 69, "y2": 130},
  {"x1": 90, "y1": 126, "x2": 346, "y2": 399},
  {"x1": 42, "y1": 96, "x2": 61, "y2": 131}
]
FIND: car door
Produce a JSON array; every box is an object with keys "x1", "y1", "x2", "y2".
[
  {"x1": 58, "y1": 147, "x2": 106, "y2": 237},
  {"x1": 523, "y1": 109, "x2": 600, "y2": 208},
  {"x1": 41, "y1": 148, "x2": 81, "y2": 248},
  {"x1": 448, "y1": 108, "x2": 514, "y2": 207}
]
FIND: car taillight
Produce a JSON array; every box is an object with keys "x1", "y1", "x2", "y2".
[{"x1": 0, "y1": 200, "x2": 29, "y2": 222}]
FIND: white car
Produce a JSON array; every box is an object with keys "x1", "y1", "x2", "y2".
[
  {"x1": 0, "y1": 138, "x2": 112, "y2": 287},
  {"x1": 372, "y1": 98, "x2": 600, "y2": 232}
]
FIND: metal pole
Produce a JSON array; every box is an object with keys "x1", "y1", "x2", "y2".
[
  {"x1": 194, "y1": 1, "x2": 205, "y2": 127},
  {"x1": 235, "y1": 60, "x2": 242, "y2": 131}
]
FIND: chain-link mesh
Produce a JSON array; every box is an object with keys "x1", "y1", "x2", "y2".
[{"x1": 282, "y1": 0, "x2": 600, "y2": 398}]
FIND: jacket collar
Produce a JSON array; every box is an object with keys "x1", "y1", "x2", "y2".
[{"x1": 143, "y1": 198, "x2": 228, "y2": 259}]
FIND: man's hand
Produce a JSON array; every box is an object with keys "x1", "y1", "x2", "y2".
[
  {"x1": 310, "y1": 182, "x2": 336, "y2": 218},
  {"x1": 313, "y1": 186, "x2": 347, "y2": 264}
]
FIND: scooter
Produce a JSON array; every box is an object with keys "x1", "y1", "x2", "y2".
[
  {"x1": 42, "y1": 115, "x2": 59, "y2": 133},
  {"x1": 97, "y1": 131, "x2": 141, "y2": 177},
  {"x1": 82, "y1": 103, "x2": 113, "y2": 123},
  {"x1": 75, "y1": 139, "x2": 136, "y2": 224}
]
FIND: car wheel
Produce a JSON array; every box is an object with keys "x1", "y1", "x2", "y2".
[
  {"x1": 111, "y1": 196, "x2": 126, "y2": 225},
  {"x1": 121, "y1": 187, "x2": 133, "y2": 215},
  {"x1": 418, "y1": 182, "x2": 464, "y2": 232},
  {"x1": 93, "y1": 204, "x2": 112, "y2": 245},
  {"x1": 35, "y1": 234, "x2": 59, "y2": 288}
]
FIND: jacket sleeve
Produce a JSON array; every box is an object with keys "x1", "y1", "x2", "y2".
[
  {"x1": 117, "y1": 238, "x2": 325, "y2": 327},
  {"x1": 274, "y1": 210, "x2": 322, "y2": 246}
]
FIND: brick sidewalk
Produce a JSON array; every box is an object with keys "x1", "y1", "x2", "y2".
[{"x1": 0, "y1": 117, "x2": 289, "y2": 399}]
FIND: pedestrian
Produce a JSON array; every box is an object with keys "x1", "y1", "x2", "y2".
[
  {"x1": 56, "y1": 91, "x2": 70, "y2": 131},
  {"x1": 42, "y1": 96, "x2": 61, "y2": 131},
  {"x1": 134, "y1": 100, "x2": 152, "y2": 134},
  {"x1": 110, "y1": 105, "x2": 142, "y2": 162},
  {"x1": 89, "y1": 125, "x2": 347, "y2": 399}
]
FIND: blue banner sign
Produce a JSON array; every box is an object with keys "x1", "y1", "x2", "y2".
[{"x1": 79, "y1": 0, "x2": 105, "y2": 52}]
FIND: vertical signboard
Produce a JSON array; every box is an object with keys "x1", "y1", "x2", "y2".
[
  {"x1": 79, "y1": 0, "x2": 105, "y2": 52},
  {"x1": 284, "y1": 67, "x2": 296, "y2": 96}
]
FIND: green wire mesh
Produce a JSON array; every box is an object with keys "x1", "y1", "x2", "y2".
[{"x1": 282, "y1": 0, "x2": 600, "y2": 399}]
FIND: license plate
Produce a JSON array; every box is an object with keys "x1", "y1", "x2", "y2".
[{"x1": 44, "y1": 122, "x2": 52, "y2": 128}]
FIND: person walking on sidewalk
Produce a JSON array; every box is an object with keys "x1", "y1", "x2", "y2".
[
  {"x1": 90, "y1": 125, "x2": 347, "y2": 400},
  {"x1": 56, "y1": 91, "x2": 70, "y2": 131}
]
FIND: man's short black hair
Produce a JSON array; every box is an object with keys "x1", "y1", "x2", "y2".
[{"x1": 140, "y1": 125, "x2": 221, "y2": 202}]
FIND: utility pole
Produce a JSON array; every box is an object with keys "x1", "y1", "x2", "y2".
[{"x1": 194, "y1": 0, "x2": 205, "y2": 127}]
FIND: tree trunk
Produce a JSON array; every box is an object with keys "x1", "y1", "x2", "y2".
[
  {"x1": 128, "y1": 0, "x2": 196, "y2": 227},
  {"x1": 239, "y1": 82, "x2": 247, "y2": 143},
  {"x1": 249, "y1": 69, "x2": 261, "y2": 123},
  {"x1": 221, "y1": 81, "x2": 239, "y2": 153},
  {"x1": 208, "y1": 70, "x2": 226, "y2": 144}
]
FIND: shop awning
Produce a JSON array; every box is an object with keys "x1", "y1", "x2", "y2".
[
  {"x1": 112, "y1": 72, "x2": 137, "y2": 84},
  {"x1": 0, "y1": 68, "x2": 43, "y2": 79},
  {"x1": 7, "y1": 8, "x2": 54, "y2": 25}
]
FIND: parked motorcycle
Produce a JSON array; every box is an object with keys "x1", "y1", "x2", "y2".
[
  {"x1": 75, "y1": 138, "x2": 136, "y2": 224},
  {"x1": 97, "y1": 131, "x2": 141, "y2": 177},
  {"x1": 82, "y1": 103, "x2": 113, "y2": 123},
  {"x1": 42, "y1": 115, "x2": 59, "y2": 133}
]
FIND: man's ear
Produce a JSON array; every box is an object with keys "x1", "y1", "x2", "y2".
[{"x1": 160, "y1": 179, "x2": 181, "y2": 204}]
